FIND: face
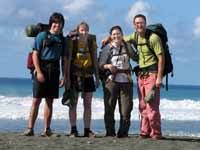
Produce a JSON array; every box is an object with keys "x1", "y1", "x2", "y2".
[
  {"x1": 111, "y1": 28, "x2": 123, "y2": 44},
  {"x1": 50, "y1": 22, "x2": 63, "y2": 34},
  {"x1": 78, "y1": 25, "x2": 89, "y2": 38},
  {"x1": 134, "y1": 17, "x2": 146, "y2": 34}
]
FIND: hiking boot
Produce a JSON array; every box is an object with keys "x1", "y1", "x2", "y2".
[
  {"x1": 105, "y1": 133, "x2": 116, "y2": 137},
  {"x1": 84, "y1": 130, "x2": 95, "y2": 138},
  {"x1": 41, "y1": 128, "x2": 53, "y2": 137},
  {"x1": 69, "y1": 130, "x2": 78, "y2": 138},
  {"x1": 140, "y1": 134, "x2": 150, "y2": 139},
  {"x1": 117, "y1": 132, "x2": 128, "y2": 138},
  {"x1": 151, "y1": 135, "x2": 164, "y2": 140},
  {"x1": 22, "y1": 128, "x2": 34, "y2": 136}
]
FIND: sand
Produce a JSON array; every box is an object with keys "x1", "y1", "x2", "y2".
[{"x1": 0, "y1": 132, "x2": 200, "y2": 150}]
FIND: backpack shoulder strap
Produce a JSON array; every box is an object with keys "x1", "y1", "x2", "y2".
[
  {"x1": 134, "y1": 32, "x2": 139, "y2": 46},
  {"x1": 122, "y1": 40, "x2": 130, "y2": 57},
  {"x1": 87, "y1": 34, "x2": 96, "y2": 68},
  {"x1": 38, "y1": 31, "x2": 51, "y2": 58},
  {"x1": 145, "y1": 29, "x2": 157, "y2": 59},
  {"x1": 71, "y1": 38, "x2": 78, "y2": 62},
  {"x1": 42, "y1": 31, "x2": 51, "y2": 49}
]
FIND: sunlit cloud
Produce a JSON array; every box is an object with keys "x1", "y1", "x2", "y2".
[
  {"x1": 193, "y1": 16, "x2": 200, "y2": 38},
  {"x1": 63, "y1": 0, "x2": 94, "y2": 14},
  {"x1": 126, "y1": 0, "x2": 153, "y2": 25}
]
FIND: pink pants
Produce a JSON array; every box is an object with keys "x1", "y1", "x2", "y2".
[{"x1": 138, "y1": 73, "x2": 162, "y2": 138}]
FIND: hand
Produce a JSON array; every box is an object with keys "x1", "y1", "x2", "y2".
[
  {"x1": 59, "y1": 78, "x2": 65, "y2": 88},
  {"x1": 67, "y1": 30, "x2": 77, "y2": 38},
  {"x1": 37, "y1": 72, "x2": 45, "y2": 83},
  {"x1": 155, "y1": 77, "x2": 162, "y2": 88},
  {"x1": 108, "y1": 64, "x2": 117, "y2": 74},
  {"x1": 101, "y1": 36, "x2": 111, "y2": 46}
]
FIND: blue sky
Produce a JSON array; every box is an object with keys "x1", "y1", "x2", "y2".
[{"x1": 0, "y1": 0, "x2": 200, "y2": 85}]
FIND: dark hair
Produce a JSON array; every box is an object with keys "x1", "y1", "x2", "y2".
[
  {"x1": 49, "y1": 12, "x2": 65, "y2": 28},
  {"x1": 133, "y1": 14, "x2": 146, "y2": 23},
  {"x1": 109, "y1": 25, "x2": 123, "y2": 35},
  {"x1": 77, "y1": 21, "x2": 89, "y2": 32}
]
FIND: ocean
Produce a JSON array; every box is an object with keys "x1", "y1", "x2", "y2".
[{"x1": 0, "y1": 77, "x2": 200, "y2": 137}]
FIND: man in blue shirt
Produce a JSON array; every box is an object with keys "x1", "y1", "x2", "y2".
[{"x1": 23, "y1": 12, "x2": 67, "y2": 137}]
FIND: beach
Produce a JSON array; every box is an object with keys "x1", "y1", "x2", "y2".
[
  {"x1": 0, "y1": 132, "x2": 200, "y2": 150},
  {"x1": 1, "y1": 77, "x2": 200, "y2": 150}
]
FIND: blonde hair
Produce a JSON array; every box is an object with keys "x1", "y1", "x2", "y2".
[{"x1": 77, "y1": 21, "x2": 89, "y2": 32}]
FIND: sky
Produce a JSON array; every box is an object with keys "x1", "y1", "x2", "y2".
[{"x1": 0, "y1": 0, "x2": 200, "y2": 85}]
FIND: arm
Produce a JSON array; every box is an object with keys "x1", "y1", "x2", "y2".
[
  {"x1": 98, "y1": 46, "x2": 110, "y2": 70},
  {"x1": 150, "y1": 34, "x2": 165, "y2": 88},
  {"x1": 93, "y1": 49, "x2": 100, "y2": 88},
  {"x1": 125, "y1": 42, "x2": 138, "y2": 63},
  {"x1": 32, "y1": 50, "x2": 45, "y2": 82},
  {"x1": 64, "y1": 38, "x2": 72, "y2": 89},
  {"x1": 99, "y1": 46, "x2": 117, "y2": 74},
  {"x1": 101, "y1": 36, "x2": 111, "y2": 47},
  {"x1": 59, "y1": 55, "x2": 67, "y2": 87},
  {"x1": 123, "y1": 33, "x2": 135, "y2": 42},
  {"x1": 156, "y1": 54, "x2": 164, "y2": 88}
]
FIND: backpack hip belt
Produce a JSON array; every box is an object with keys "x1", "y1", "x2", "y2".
[
  {"x1": 139, "y1": 63, "x2": 158, "y2": 77},
  {"x1": 116, "y1": 69, "x2": 131, "y2": 74}
]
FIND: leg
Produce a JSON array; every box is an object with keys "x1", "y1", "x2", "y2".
[
  {"x1": 44, "y1": 98, "x2": 54, "y2": 130},
  {"x1": 23, "y1": 97, "x2": 42, "y2": 136},
  {"x1": 82, "y1": 92, "x2": 96, "y2": 137},
  {"x1": 82, "y1": 92, "x2": 93, "y2": 129},
  {"x1": 69, "y1": 92, "x2": 79, "y2": 136},
  {"x1": 104, "y1": 82, "x2": 118, "y2": 136},
  {"x1": 138, "y1": 76, "x2": 151, "y2": 137},
  {"x1": 118, "y1": 83, "x2": 133, "y2": 137},
  {"x1": 28, "y1": 98, "x2": 42, "y2": 129},
  {"x1": 145, "y1": 73, "x2": 162, "y2": 139}
]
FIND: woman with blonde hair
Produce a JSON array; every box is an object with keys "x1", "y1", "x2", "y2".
[{"x1": 65, "y1": 21, "x2": 99, "y2": 138}]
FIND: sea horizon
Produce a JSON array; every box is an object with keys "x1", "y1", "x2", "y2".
[{"x1": 1, "y1": 76, "x2": 200, "y2": 87}]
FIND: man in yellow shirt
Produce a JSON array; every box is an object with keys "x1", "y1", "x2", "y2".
[{"x1": 124, "y1": 14, "x2": 164, "y2": 139}]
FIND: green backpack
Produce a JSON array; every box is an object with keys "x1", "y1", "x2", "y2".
[
  {"x1": 134, "y1": 24, "x2": 174, "y2": 90},
  {"x1": 25, "y1": 23, "x2": 64, "y2": 71},
  {"x1": 25, "y1": 23, "x2": 49, "y2": 37}
]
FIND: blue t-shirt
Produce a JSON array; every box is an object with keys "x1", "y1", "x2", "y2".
[{"x1": 32, "y1": 31, "x2": 67, "y2": 61}]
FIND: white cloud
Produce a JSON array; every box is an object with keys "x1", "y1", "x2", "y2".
[
  {"x1": 0, "y1": 0, "x2": 16, "y2": 17},
  {"x1": 193, "y1": 16, "x2": 200, "y2": 38},
  {"x1": 168, "y1": 37, "x2": 177, "y2": 48},
  {"x1": 96, "y1": 12, "x2": 106, "y2": 23},
  {"x1": 63, "y1": 0, "x2": 94, "y2": 14},
  {"x1": 18, "y1": 8, "x2": 35, "y2": 19},
  {"x1": 175, "y1": 57, "x2": 190, "y2": 63},
  {"x1": 126, "y1": 0, "x2": 152, "y2": 24}
]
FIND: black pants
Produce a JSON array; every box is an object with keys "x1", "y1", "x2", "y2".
[{"x1": 32, "y1": 61, "x2": 60, "y2": 98}]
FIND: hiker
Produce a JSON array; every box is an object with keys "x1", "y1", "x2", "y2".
[
  {"x1": 124, "y1": 14, "x2": 164, "y2": 139},
  {"x1": 23, "y1": 12, "x2": 66, "y2": 136},
  {"x1": 65, "y1": 21, "x2": 99, "y2": 138},
  {"x1": 102, "y1": 14, "x2": 165, "y2": 139},
  {"x1": 99, "y1": 25, "x2": 138, "y2": 137}
]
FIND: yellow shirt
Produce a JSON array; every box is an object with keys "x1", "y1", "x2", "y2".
[{"x1": 124, "y1": 32, "x2": 164, "y2": 68}]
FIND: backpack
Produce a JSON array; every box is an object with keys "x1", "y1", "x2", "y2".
[
  {"x1": 69, "y1": 33, "x2": 97, "y2": 76},
  {"x1": 134, "y1": 23, "x2": 174, "y2": 90},
  {"x1": 25, "y1": 23, "x2": 64, "y2": 71},
  {"x1": 25, "y1": 23, "x2": 49, "y2": 37}
]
